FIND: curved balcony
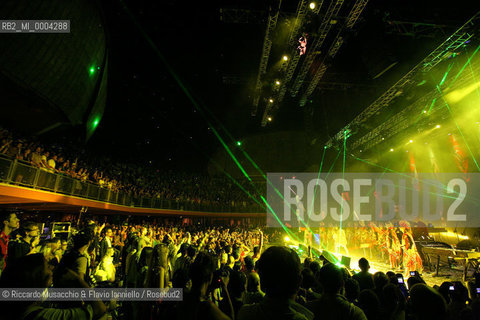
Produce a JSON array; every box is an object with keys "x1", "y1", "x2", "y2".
[{"x1": 0, "y1": 155, "x2": 264, "y2": 217}]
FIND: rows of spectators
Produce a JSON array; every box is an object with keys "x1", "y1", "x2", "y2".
[
  {"x1": 0, "y1": 127, "x2": 263, "y2": 210},
  {"x1": 1, "y1": 212, "x2": 480, "y2": 319}
]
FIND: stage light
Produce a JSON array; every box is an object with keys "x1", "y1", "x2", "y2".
[
  {"x1": 269, "y1": 98, "x2": 274, "y2": 103},
  {"x1": 275, "y1": 80, "x2": 281, "y2": 85},
  {"x1": 236, "y1": 141, "x2": 242, "y2": 146},
  {"x1": 93, "y1": 119, "x2": 99, "y2": 127},
  {"x1": 390, "y1": 148, "x2": 394, "y2": 152},
  {"x1": 436, "y1": 124, "x2": 441, "y2": 129},
  {"x1": 382, "y1": 137, "x2": 385, "y2": 140},
  {"x1": 267, "y1": 117, "x2": 272, "y2": 122},
  {"x1": 283, "y1": 55, "x2": 288, "y2": 61},
  {"x1": 423, "y1": 110, "x2": 427, "y2": 114},
  {"x1": 284, "y1": 236, "x2": 290, "y2": 242},
  {"x1": 309, "y1": 2, "x2": 316, "y2": 9},
  {"x1": 89, "y1": 67, "x2": 95, "y2": 75}
]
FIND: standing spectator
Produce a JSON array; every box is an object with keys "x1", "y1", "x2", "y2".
[
  {"x1": 174, "y1": 243, "x2": 189, "y2": 273},
  {"x1": 447, "y1": 282, "x2": 471, "y2": 320},
  {"x1": 0, "y1": 212, "x2": 19, "y2": 272},
  {"x1": 94, "y1": 247, "x2": 116, "y2": 283},
  {"x1": 306, "y1": 263, "x2": 367, "y2": 320},
  {"x1": 243, "y1": 272, "x2": 264, "y2": 304},
  {"x1": 54, "y1": 229, "x2": 94, "y2": 286},
  {"x1": 175, "y1": 252, "x2": 233, "y2": 320},
  {"x1": 222, "y1": 270, "x2": 246, "y2": 318},
  {"x1": 238, "y1": 246, "x2": 313, "y2": 320},
  {"x1": 353, "y1": 258, "x2": 374, "y2": 291},
  {"x1": 55, "y1": 239, "x2": 68, "y2": 262},
  {"x1": 409, "y1": 283, "x2": 447, "y2": 320},
  {"x1": 0, "y1": 253, "x2": 106, "y2": 320},
  {"x1": 47, "y1": 154, "x2": 57, "y2": 173},
  {"x1": 145, "y1": 244, "x2": 171, "y2": 289},
  {"x1": 372, "y1": 272, "x2": 389, "y2": 299},
  {"x1": 99, "y1": 227, "x2": 113, "y2": 261},
  {"x1": 344, "y1": 278, "x2": 361, "y2": 304},
  {"x1": 31, "y1": 147, "x2": 43, "y2": 167},
  {"x1": 357, "y1": 290, "x2": 380, "y2": 320},
  {"x1": 136, "y1": 247, "x2": 154, "y2": 288},
  {"x1": 7, "y1": 221, "x2": 39, "y2": 265},
  {"x1": 21, "y1": 148, "x2": 32, "y2": 162},
  {"x1": 251, "y1": 230, "x2": 263, "y2": 263},
  {"x1": 40, "y1": 150, "x2": 50, "y2": 169}
]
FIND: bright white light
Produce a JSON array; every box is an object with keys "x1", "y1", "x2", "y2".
[
  {"x1": 309, "y1": 2, "x2": 316, "y2": 9},
  {"x1": 436, "y1": 125, "x2": 441, "y2": 128},
  {"x1": 269, "y1": 98, "x2": 274, "y2": 103},
  {"x1": 390, "y1": 148, "x2": 394, "y2": 152},
  {"x1": 283, "y1": 55, "x2": 288, "y2": 61},
  {"x1": 267, "y1": 117, "x2": 272, "y2": 122},
  {"x1": 275, "y1": 80, "x2": 281, "y2": 85}
]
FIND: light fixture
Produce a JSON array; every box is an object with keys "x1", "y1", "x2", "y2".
[
  {"x1": 282, "y1": 55, "x2": 288, "y2": 61},
  {"x1": 267, "y1": 116, "x2": 272, "y2": 122},
  {"x1": 309, "y1": 2, "x2": 316, "y2": 9},
  {"x1": 436, "y1": 124, "x2": 441, "y2": 129},
  {"x1": 284, "y1": 236, "x2": 290, "y2": 242},
  {"x1": 275, "y1": 80, "x2": 281, "y2": 85},
  {"x1": 390, "y1": 148, "x2": 394, "y2": 152},
  {"x1": 269, "y1": 98, "x2": 274, "y2": 103}
]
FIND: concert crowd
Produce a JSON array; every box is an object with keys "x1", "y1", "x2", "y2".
[
  {"x1": 1, "y1": 211, "x2": 480, "y2": 320},
  {"x1": 0, "y1": 127, "x2": 262, "y2": 210}
]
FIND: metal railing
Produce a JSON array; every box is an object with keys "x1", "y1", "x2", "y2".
[{"x1": 0, "y1": 155, "x2": 263, "y2": 213}]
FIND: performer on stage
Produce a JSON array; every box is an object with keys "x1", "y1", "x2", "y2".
[
  {"x1": 399, "y1": 220, "x2": 423, "y2": 276},
  {"x1": 387, "y1": 223, "x2": 401, "y2": 270}
]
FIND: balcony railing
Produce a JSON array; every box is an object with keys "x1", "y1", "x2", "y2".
[{"x1": 0, "y1": 155, "x2": 263, "y2": 213}]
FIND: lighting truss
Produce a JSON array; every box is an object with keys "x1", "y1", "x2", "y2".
[
  {"x1": 351, "y1": 46, "x2": 480, "y2": 152},
  {"x1": 219, "y1": 8, "x2": 266, "y2": 24},
  {"x1": 252, "y1": 0, "x2": 282, "y2": 116},
  {"x1": 326, "y1": 11, "x2": 480, "y2": 147},
  {"x1": 290, "y1": 0, "x2": 345, "y2": 98},
  {"x1": 385, "y1": 20, "x2": 451, "y2": 39},
  {"x1": 261, "y1": 0, "x2": 312, "y2": 126},
  {"x1": 219, "y1": 8, "x2": 296, "y2": 24},
  {"x1": 299, "y1": 0, "x2": 369, "y2": 106}
]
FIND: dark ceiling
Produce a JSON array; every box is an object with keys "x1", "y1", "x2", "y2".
[{"x1": 3, "y1": 0, "x2": 480, "y2": 172}]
